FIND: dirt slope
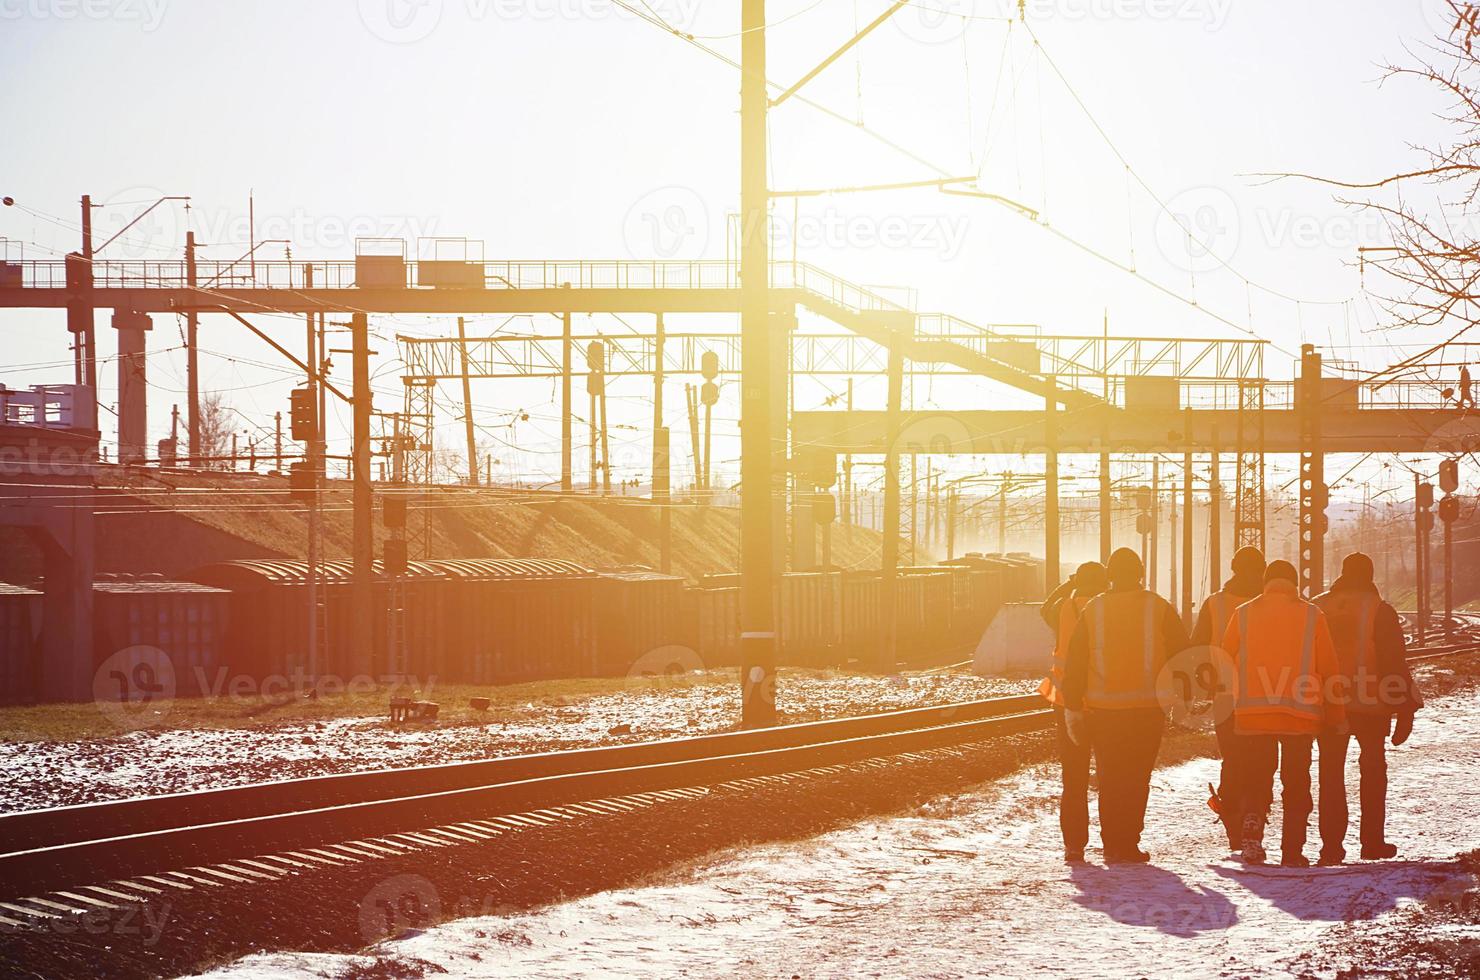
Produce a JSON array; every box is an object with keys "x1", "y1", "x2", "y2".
[{"x1": 0, "y1": 470, "x2": 908, "y2": 583}]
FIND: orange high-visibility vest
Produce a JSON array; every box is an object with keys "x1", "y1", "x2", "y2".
[
  {"x1": 1312, "y1": 590, "x2": 1381, "y2": 714},
  {"x1": 1040, "y1": 595, "x2": 1091, "y2": 708},
  {"x1": 1199, "y1": 589, "x2": 1253, "y2": 646},
  {"x1": 1224, "y1": 584, "x2": 1344, "y2": 736},
  {"x1": 1083, "y1": 590, "x2": 1166, "y2": 710},
  {"x1": 1196, "y1": 587, "x2": 1254, "y2": 720}
]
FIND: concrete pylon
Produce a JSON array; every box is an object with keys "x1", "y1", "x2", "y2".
[{"x1": 113, "y1": 309, "x2": 151, "y2": 465}]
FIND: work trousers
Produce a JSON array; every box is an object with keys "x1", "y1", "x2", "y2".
[
  {"x1": 1054, "y1": 706, "x2": 1093, "y2": 852},
  {"x1": 1237, "y1": 733, "x2": 1314, "y2": 855},
  {"x1": 1087, "y1": 707, "x2": 1164, "y2": 854},
  {"x1": 1317, "y1": 714, "x2": 1392, "y2": 854},
  {"x1": 1213, "y1": 718, "x2": 1243, "y2": 849}
]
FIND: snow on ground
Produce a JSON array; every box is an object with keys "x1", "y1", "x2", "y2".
[
  {"x1": 0, "y1": 671, "x2": 1033, "y2": 812},
  {"x1": 202, "y1": 691, "x2": 1480, "y2": 979}
]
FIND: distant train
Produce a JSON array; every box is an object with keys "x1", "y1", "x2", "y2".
[{"x1": 0, "y1": 554, "x2": 1043, "y2": 704}]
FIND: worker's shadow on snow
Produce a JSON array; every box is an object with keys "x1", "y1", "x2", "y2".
[
  {"x1": 1211, "y1": 859, "x2": 1468, "y2": 922},
  {"x1": 1069, "y1": 863, "x2": 1239, "y2": 936}
]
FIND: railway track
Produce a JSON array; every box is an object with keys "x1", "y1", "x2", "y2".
[
  {"x1": 0, "y1": 693, "x2": 1051, "y2": 913},
  {"x1": 0, "y1": 640, "x2": 1472, "y2": 936}
]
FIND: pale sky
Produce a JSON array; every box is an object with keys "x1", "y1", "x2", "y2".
[{"x1": 0, "y1": 0, "x2": 1462, "y2": 512}]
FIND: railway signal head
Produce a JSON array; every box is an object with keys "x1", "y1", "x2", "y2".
[
  {"x1": 383, "y1": 537, "x2": 408, "y2": 576},
  {"x1": 700, "y1": 381, "x2": 719, "y2": 407},
  {"x1": 1135, "y1": 487, "x2": 1152, "y2": 512},
  {"x1": 383, "y1": 494, "x2": 407, "y2": 529},
  {"x1": 1440, "y1": 458, "x2": 1460, "y2": 494},
  {"x1": 1439, "y1": 495, "x2": 1459, "y2": 524},
  {"x1": 813, "y1": 492, "x2": 836, "y2": 525},
  {"x1": 289, "y1": 386, "x2": 317, "y2": 442},
  {"x1": 288, "y1": 461, "x2": 317, "y2": 504},
  {"x1": 700, "y1": 350, "x2": 720, "y2": 381},
  {"x1": 1136, "y1": 512, "x2": 1151, "y2": 536},
  {"x1": 1417, "y1": 482, "x2": 1435, "y2": 510}
]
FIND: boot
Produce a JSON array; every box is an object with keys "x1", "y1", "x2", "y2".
[
  {"x1": 1241, "y1": 813, "x2": 1267, "y2": 865},
  {"x1": 1361, "y1": 842, "x2": 1398, "y2": 860}
]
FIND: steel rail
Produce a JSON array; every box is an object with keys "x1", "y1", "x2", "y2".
[
  {"x1": 0, "y1": 704, "x2": 1051, "y2": 900},
  {"x1": 0, "y1": 693, "x2": 1046, "y2": 852}
]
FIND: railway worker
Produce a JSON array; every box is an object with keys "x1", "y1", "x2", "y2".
[
  {"x1": 1062, "y1": 548, "x2": 1188, "y2": 864},
  {"x1": 1461, "y1": 365, "x2": 1474, "y2": 409},
  {"x1": 1190, "y1": 546, "x2": 1267, "y2": 850},
  {"x1": 1311, "y1": 552, "x2": 1423, "y2": 864},
  {"x1": 1039, "y1": 560, "x2": 1109, "y2": 864},
  {"x1": 1220, "y1": 560, "x2": 1346, "y2": 867}
]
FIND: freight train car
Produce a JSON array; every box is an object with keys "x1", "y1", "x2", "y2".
[
  {"x1": 593, "y1": 569, "x2": 687, "y2": 677},
  {"x1": 425, "y1": 558, "x2": 595, "y2": 684},
  {"x1": 92, "y1": 578, "x2": 232, "y2": 698},
  {"x1": 186, "y1": 560, "x2": 446, "y2": 685},
  {"x1": 0, "y1": 583, "x2": 40, "y2": 705}
]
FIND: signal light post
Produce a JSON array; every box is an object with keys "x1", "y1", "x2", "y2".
[{"x1": 1440, "y1": 458, "x2": 1460, "y2": 641}]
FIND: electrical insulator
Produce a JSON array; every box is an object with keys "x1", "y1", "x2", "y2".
[
  {"x1": 289, "y1": 386, "x2": 317, "y2": 442},
  {"x1": 700, "y1": 350, "x2": 720, "y2": 380}
]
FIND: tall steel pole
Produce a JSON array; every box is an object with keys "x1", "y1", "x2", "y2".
[
  {"x1": 185, "y1": 230, "x2": 200, "y2": 464},
  {"x1": 561, "y1": 309, "x2": 573, "y2": 492},
  {"x1": 1045, "y1": 379, "x2": 1060, "y2": 592},
  {"x1": 351, "y1": 312, "x2": 374, "y2": 679},
  {"x1": 456, "y1": 316, "x2": 478, "y2": 486},
  {"x1": 739, "y1": 0, "x2": 776, "y2": 726}
]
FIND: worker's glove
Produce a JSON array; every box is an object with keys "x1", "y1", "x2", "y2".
[
  {"x1": 1065, "y1": 709, "x2": 1088, "y2": 747},
  {"x1": 1391, "y1": 712, "x2": 1414, "y2": 747}
]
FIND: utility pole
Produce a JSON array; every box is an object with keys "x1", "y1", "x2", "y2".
[
  {"x1": 1045, "y1": 376, "x2": 1060, "y2": 592},
  {"x1": 881, "y1": 343, "x2": 904, "y2": 674},
  {"x1": 351, "y1": 312, "x2": 374, "y2": 679},
  {"x1": 653, "y1": 312, "x2": 665, "y2": 496},
  {"x1": 686, "y1": 383, "x2": 703, "y2": 495},
  {"x1": 80, "y1": 194, "x2": 96, "y2": 391},
  {"x1": 304, "y1": 264, "x2": 320, "y2": 690},
  {"x1": 456, "y1": 316, "x2": 478, "y2": 486},
  {"x1": 1182, "y1": 412, "x2": 1194, "y2": 619},
  {"x1": 600, "y1": 373, "x2": 612, "y2": 495},
  {"x1": 1415, "y1": 473, "x2": 1430, "y2": 647},
  {"x1": 998, "y1": 481, "x2": 1008, "y2": 554},
  {"x1": 1209, "y1": 429, "x2": 1221, "y2": 598},
  {"x1": 910, "y1": 454, "x2": 918, "y2": 565},
  {"x1": 843, "y1": 378, "x2": 854, "y2": 526},
  {"x1": 655, "y1": 426, "x2": 672, "y2": 574},
  {"x1": 561, "y1": 305, "x2": 573, "y2": 492},
  {"x1": 1150, "y1": 458, "x2": 1160, "y2": 595},
  {"x1": 274, "y1": 411, "x2": 283, "y2": 470},
  {"x1": 1298, "y1": 344, "x2": 1326, "y2": 597},
  {"x1": 739, "y1": 0, "x2": 777, "y2": 726},
  {"x1": 185, "y1": 230, "x2": 200, "y2": 465}
]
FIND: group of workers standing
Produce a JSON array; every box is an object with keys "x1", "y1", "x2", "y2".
[{"x1": 1038, "y1": 546, "x2": 1423, "y2": 867}]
